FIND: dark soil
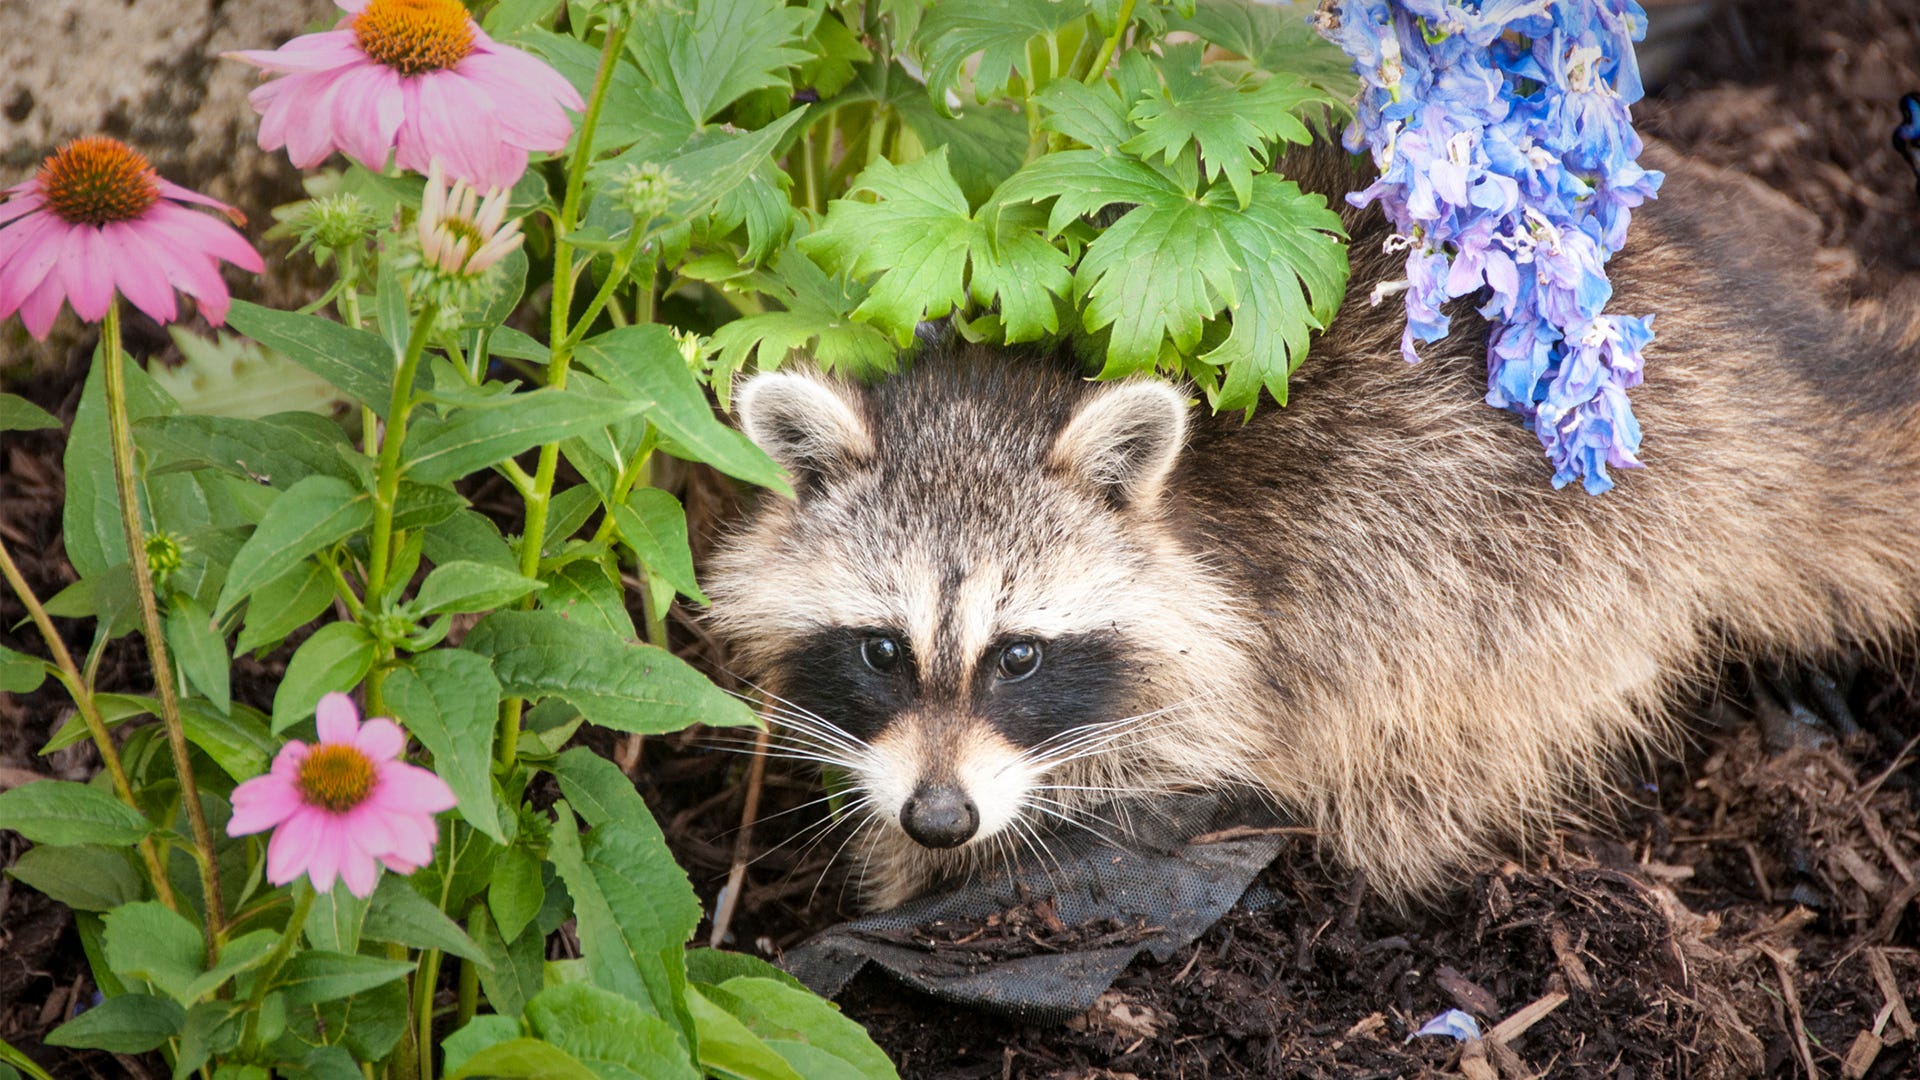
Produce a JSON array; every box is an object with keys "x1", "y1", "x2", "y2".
[{"x1": 4, "y1": 0, "x2": 1920, "y2": 1077}]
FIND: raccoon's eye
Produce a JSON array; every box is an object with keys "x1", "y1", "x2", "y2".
[
  {"x1": 861, "y1": 635, "x2": 904, "y2": 673},
  {"x1": 997, "y1": 640, "x2": 1042, "y2": 681}
]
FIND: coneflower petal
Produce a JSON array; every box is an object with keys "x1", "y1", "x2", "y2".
[{"x1": 60, "y1": 228, "x2": 113, "y2": 322}]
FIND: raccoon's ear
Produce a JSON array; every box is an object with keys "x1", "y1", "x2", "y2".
[
  {"x1": 734, "y1": 371, "x2": 875, "y2": 488},
  {"x1": 1048, "y1": 380, "x2": 1188, "y2": 507}
]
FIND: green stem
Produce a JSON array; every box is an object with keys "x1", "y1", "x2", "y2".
[
  {"x1": 0, "y1": 534, "x2": 176, "y2": 910},
  {"x1": 454, "y1": 933, "x2": 480, "y2": 1030},
  {"x1": 365, "y1": 306, "x2": 441, "y2": 606},
  {"x1": 240, "y1": 882, "x2": 316, "y2": 1055},
  {"x1": 414, "y1": 947, "x2": 444, "y2": 1080},
  {"x1": 100, "y1": 302, "x2": 224, "y2": 957},
  {"x1": 502, "y1": 17, "x2": 631, "y2": 771},
  {"x1": 1083, "y1": 0, "x2": 1137, "y2": 84}
]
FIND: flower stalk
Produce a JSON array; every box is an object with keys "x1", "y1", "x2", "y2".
[
  {"x1": 502, "y1": 16, "x2": 630, "y2": 771},
  {"x1": 365, "y1": 304, "x2": 441, "y2": 714},
  {"x1": 100, "y1": 301, "x2": 225, "y2": 956},
  {"x1": 239, "y1": 882, "x2": 317, "y2": 1056},
  {"x1": 0, "y1": 533, "x2": 175, "y2": 909}
]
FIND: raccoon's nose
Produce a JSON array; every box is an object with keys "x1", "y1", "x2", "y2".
[{"x1": 900, "y1": 784, "x2": 979, "y2": 849}]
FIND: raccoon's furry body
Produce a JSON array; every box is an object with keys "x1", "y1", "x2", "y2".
[{"x1": 706, "y1": 141, "x2": 1920, "y2": 909}]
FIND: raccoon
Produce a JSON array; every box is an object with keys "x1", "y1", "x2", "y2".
[{"x1": 704, "y1": 140, "x2": 1920, "y2": 910}]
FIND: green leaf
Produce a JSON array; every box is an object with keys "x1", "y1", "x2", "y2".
[
  {"x1": 888, "y1": 65, "x2": 1029, "y2": 206},
  {"x1": 1123, "y1": 42, "x2": 1326, "y2": 208},
  {"x1": 275, "y1": 951, "x2": 415, "y2": 1007},
  {"x1": 178, "y1": 699, "x2": 277, "y2": 781},
  {"x1": 1165, "y1": 0, "x2": 1360, "y2": 100},
  {"x1": 482, "y1": 0, "x2": 562, "y2": 34},
  {"x1": 595, "y1": 110, "x2": 810, "y2": 235},
  {"x1": 803, "y1": 150, "x2": 1072, "y2": 343},
  {"x1": 234, "y1": 560, "x2": 336, "y2": 656},
  {"x1": 103, "y1": 901, "x2": 204, "y2": 1004},
  {"x1": 295, "y1": 978, "x2": 408, "y2": 1062},
  {"x1": 304, "y1": 888, "x2": 369, "y2": 954},
  {"x1": 683, "y1": 950, "x2": 807, "y2": 994},
  {"x1": 550, "y1": 746, "x2": 646, "y2": 829},
  {"x1": 0, "y1": 392, "x2": 58, "y2": 432},
  {"x1": 135, "y1": 413, "x2": 357, "y2": 491},
  {"x1": 443, "y1": 1015, "x2": 522, "y2": 1078},
  {"x1": 574, "y1": 325, "x2": 789, "y2": 492},
  {"x1": 63, "y1": 347, "x2": 179, "y2": 580},
  {"x1": 225, "y1": 301, "x2": 395, "y2": 418},
  {"x1": 413, "y1": 561, "x2": 546, "y2": 615},
  {"x1": 362, "y1": 875, "x2": 489, "y2": 964},
  {"x1": 610, "y1": 489, "x2": 705, "y2": 603},
  {"x1": 465, "y1": 610, "x2": 758, "y2": 734},
  {"x1": 0, "y1": 645, "x2": 46, "y2": 694},
  {"x1": 214, "y1": 475, "x2": 373, "y2": 620},
  {"x1": 176, "y1": 1001, "x2": 245, "y2": 1080},
  {"x1": 424, "y1": 509, "x2": 518, "y2": 571},
  {"x1": 627, "y1": 0, "x2": 814, "y2": 124},
  {"x1": 917, "y1": 0, "x2": 1092, "y2": 110},
  {"x1": 470, "y1": 904, "x2": 545, "y2": 1022},
  {"x1": 703, "y1": 242, "x2": 899, "y2": 390},
  {"x1": 0, "y1": 781, "x2": 151, "y2": 846},
  {"x1": 546, "y1": 802, "x2": 700, "y2": 1031},
  {"x1": 165, "y1": 595, "x2": 230, "y2": 715},
  {"x1": 716, "y1": 976, "x2": 898, "y2": 1080},
  {"x1": 271, "y1": 622, "x2": 377, "y2": 732},
  {"x1": 38, "y1": 692, "x2": 156, "y2": 756},
  {"x1": 686, "y1": 986, "x2": 805, "y2": 1080},
  {"x1": 541, "y1": 484, "x2": 603, "y2": 551},
  {"x1": 526, "y1": 982, "x2": 699, "y2": 1080},
  {"x1": 6, "y1": 845, "x2": 143, "y2": 912},
  {"x1": 402, "y1": 389, "x2": 645, "y2": 486},
  {"x1": 446, "y1": 1038, "x2": 598, "y2": 1080},
  {"x1": 392, "y1": 480, "x2": 469, "y2": 531},
  {"x1": 375, "y1": 254, "x2": 410, "y2": 364},
  {"x1": 381, "y1": 648, "x2": 503, "y2": 831},
  {"x1": 513, "y1": 28, "x2": 694, "y2": 152},
  {"x1": 182, "y1": 929, "x2": 279, "y2": 1003},
  {"x1": 998, "y1": 157, "x2": 1346, "y2": 404},
  {"x1": 537, "y1": 558, "x2": 636, "y2": 640},
  {"x1": 487, "y1": 843, "x2": 546, "y2": 944},
  {"x1": 45, "y1": 993, "x2": 184, "y2": 1054}
]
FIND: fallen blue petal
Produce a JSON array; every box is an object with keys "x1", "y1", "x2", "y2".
[{"x1": 1411, "y1": 1008, "x2": 1482, "y2": 1042}]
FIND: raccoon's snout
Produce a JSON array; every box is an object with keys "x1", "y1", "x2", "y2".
[{"x1": 900, "y1": 783, "x2": 979, "y2": 849}]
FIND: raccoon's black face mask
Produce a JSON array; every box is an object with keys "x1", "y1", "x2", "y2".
[{"x1": 712, "y1": 351, "x2": 1198, "y2": 853}]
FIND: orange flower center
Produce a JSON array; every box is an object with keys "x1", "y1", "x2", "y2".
[
  {"x1": 297, "y1": 744, "x2": 377, "y2": 812},
  {"x1": 37, "y1": 138, "x2": 160, "y2": 227},
  {"x1": 353, "y1": 0, "x2": 474, "y2": 75}
]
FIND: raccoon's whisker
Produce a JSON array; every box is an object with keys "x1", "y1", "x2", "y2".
[
  {"x1": 815, "y1": 808, "x2": 885, "y2": 909},
  {"x1": 720, "y1": 679, "x2": 873, "y2": 755},
  {"x1": 746, "y1": 705, "x2": 871, "y2": 757},
  {"x1": 1023, "y1": 792, "x2": 1134, "y2": 836},
  {"x1": 743, "y1": 795, "x2": 875, "y2": 873},
  {"x1": 1012, "y1": 694, "x2": 1219, "y2": 769},
  {"x1": 701, "y1": 737, "x2": 865, "y2": 772},
  {"x1": 1005, "y1": 812, "x2": 1068, "y2": 891},
  {"x1": 717, "y1": 787, "x2": 861, "y2": 840},
  {"x1": 1021, "y1": 798, "x2": 1133, "y2": 852}
]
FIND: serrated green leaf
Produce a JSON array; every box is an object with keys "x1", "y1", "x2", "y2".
[
  {"x1": 225, "y1": 301, "x2": 395, "y2": 418},
  {"x1": 392, "y1": 480, "x2": 469, "y2": 531},
  {"x1": 537, "y1": 558, "x2": 636, "y2": 640},
  {"x1": 527, "y1": 982, "x2": 700, "y2": 1080},
  {"x1": 6, "y1": 845, "x2": 143, "y2": 912},
  {"x1": 917, "y1": 0, "x2": 1091, "y2": 110},
  {"x1": 465, "y1": 610, "x2": 758, "y2": 733},
  {"x1": 362, "y1": 875, "x2": 489, "y2": 964},
  {"x1": 686, "y1": 986, "x2": 805, "y2": 1080},
  {"x1": 165, "y1": 595, "x2": 230, "y2": 715},
  {"x1": 627, "y1": 0, "x2": 815, "y2": 124},
  {"x1": 271, "y1": 622, "x2": 377, "y2": 732},
  {"x1": 717, "y1": 976, "x2": 898, "y2": 1079},
  {"x1": 704, "y1": 243, "x2": 898, "y2": 388},
  {"x1": 513, "y1": 28, "x2": 695, "y2": 152},
  {"x1": 103, "y1": 901, "x2": 204, "y2": 1004},
  {"x1": 275, "y1": 951, "x2": 415, "y2": 1006},
  {"x1": 413, "y1": 561, "x2": 546, "y2": 615},
  {"x1": 1166, "y1": 0, "x2": 1359, "y2": 100},
  {"x1": 447, "y1": 1038, "x2": 598, "y2": 1080},
  {"x1": 402, "y1": 390, "x2": 646, "y2": 486},
  {"x1": 803, "y1": 149, "x2": 1072, "y2": 343},
  {"x1": 214, "y1": 475, "x2": 373, "y2": 620},
  {"x1": 0, "y1": 781, "x2": 152, "y2": 847},
  {"x1": 611, "y1": 489, "x2": 705, "y2": 603},
  {"x1": 45, "y1": 993, "x2": 184, "y2": 1053},
  {"x1": 382, "y1": 649, "x2": 503, "y2": 842},
  {"x1": 0, "y1": 393, "x2": 58, "y2": 432},
  {"x1": 443, "y1": 1015, "x2": 522, "y2": 1078},
  {"x1": 573, "y1": 325, "x2": 789, "y2": 491},
  {"x1": 1123, "y1": 42, "x2": 1324, "y2": 208}
]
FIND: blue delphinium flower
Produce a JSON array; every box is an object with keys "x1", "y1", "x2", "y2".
[{"x1": 1316, "y1": 0, "x2": 1663, "y2": 494}]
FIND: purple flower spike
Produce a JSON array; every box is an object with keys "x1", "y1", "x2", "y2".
[{"x1": 1316, "y1": 0, "x2": 1663, "y2": 494}]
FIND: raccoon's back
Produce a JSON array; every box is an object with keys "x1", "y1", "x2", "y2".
[{"x1": 1163, "y1": 142, "x2": 1920, "y2": 894}]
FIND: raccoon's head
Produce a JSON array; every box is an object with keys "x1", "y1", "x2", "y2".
[{"x1": 706, "y1": 349, "x2": 1228, "y2": 877}]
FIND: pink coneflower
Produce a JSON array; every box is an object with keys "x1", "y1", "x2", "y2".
[
  {"x1": 0, "y1": 138, "x2": 263, "y2": 340},
  {"x1": 229, "y1": 0, "x2": 585, "y2": 190},
  {"x1": 228, "y1": 692, "x2": 456, "y2": 898},
  {"x1": 417, "y1": 160, "x2": 523, "y2": 278}
]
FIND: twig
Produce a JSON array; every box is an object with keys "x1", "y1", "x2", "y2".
[
  {"x1": 1761, "y1": 945, "x2": 1819, "y2": 1080},
  {"x1": 1487, "y1": 990, "x2": 1569, "y2": 1045},
  {"x1": 708, "y1": 724, "x2": 772, "y2": 949}
]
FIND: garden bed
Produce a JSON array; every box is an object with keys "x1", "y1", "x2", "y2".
[{"x1": 3, "y1": 0, "x2": 1918, "y2": 1076}]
